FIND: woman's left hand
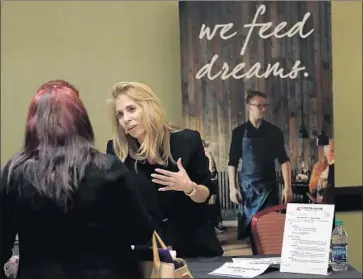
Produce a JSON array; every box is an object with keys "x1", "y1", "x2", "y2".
[{"x1": 151, "y1": 158, "x2": 193, "y2": 193}]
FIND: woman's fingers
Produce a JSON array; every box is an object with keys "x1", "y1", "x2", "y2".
[
  {"x1": 154, "y1": 168, "x2": 174, "y2": 176},
  {"x1": 151, "y1": 178, "x2": 170, "y2": 186},
  {"x1": 158, "y1": 186, "x2": 172, "y2": 191},
  {"x1": 151, "y1": 173, "x2": 171, "y2": 181}
]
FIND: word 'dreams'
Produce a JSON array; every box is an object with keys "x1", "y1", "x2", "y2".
[
  {"x1": 196, "y1": 4, "x2": 314, "y2": 80},
  {"x1": 196, "y1": 55, "x2": 308, "y2": 80}
]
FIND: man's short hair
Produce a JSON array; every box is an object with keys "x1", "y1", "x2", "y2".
[{"x1": 245, "y1": 90, "x2": 267, "y2": 104}]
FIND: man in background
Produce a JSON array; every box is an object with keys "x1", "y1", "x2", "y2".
[{"x1": 227, "y1": 90, "x2": 292, "y2": 243}]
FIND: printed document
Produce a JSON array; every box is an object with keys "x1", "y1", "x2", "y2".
[{"x1": 280, "y1": 203, "x2": 335, "y2": 275}]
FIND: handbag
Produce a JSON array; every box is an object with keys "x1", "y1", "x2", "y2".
[{"x1": 140, "y1": 231, "x2": 193, "y2": 278}]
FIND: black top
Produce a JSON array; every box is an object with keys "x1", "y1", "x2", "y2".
[
  {"x1": 106, "y1": 129, "x2": 213, "y2": 227},
  {"x1": 0, "y1": 154, "x2": 154, "y2": 279},
  {"x1": 106, "y1": 129, "x2": 223, "y2": 258},
  {"x1": 228, "y1": 120, "x2": 290, "y2": 167}
]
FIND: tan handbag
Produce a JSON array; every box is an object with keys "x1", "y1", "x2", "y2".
[{"x1": 141, "y1": 231, "x2": 193, "y2": 278}]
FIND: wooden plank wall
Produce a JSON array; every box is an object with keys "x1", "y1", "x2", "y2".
[{"x1": 179, "y1": 1, "x2": 333, "y2": 171}]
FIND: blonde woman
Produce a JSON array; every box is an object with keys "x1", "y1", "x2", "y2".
[
  {"x1": 106, "y1": 81, "x2": 223, "y2": 258},
  {"x1": 309, "y1": 133, "x2": 329, "y2": 194},
  {"x1": 317, "y1": 138, "x2": 336, "y2": 230},
  {"x1": 319, "y1": 138, "x2": 335, "y2": 203}
]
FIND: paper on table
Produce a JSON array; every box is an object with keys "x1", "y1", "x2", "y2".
[
  {"x1": 280, "y1": 203, "x2": 335, "y2": 276},
  {"x1": 232, "y1": 257, "x2": 281, "y2": 266},
  {"x1": 209, "y1": 262, "x2": 270, "y2": 278}
]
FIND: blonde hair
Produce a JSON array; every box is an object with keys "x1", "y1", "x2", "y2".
[{"x1": 108, "y1": 81, "x2": 182, "y2": 167}]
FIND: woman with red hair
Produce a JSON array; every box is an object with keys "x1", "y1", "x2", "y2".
[{"x1": 0, "y1": 80, "x2": 154, "y2": 279}]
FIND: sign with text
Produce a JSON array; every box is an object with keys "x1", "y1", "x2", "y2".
[
  {"x1": 280, "y1": 203, "x2": 335, "y2": 275},
  {"x1": 196, "y1": 4, "x2": 313, "y2": 80},
  {"x1": 179, "y1": 1, "x2": 334, "y2": 183}
]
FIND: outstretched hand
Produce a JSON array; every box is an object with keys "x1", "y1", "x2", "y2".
[{"x1": 151, "y1": 158, "x2": 193, "y2": 193}]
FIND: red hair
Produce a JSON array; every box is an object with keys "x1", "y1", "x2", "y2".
[
  {"x1": 24, "y1": 79, "x2": 94, "y2": 152},
  {"x1": 7, "y1": 80, "x2": 106, "y2": 211}
]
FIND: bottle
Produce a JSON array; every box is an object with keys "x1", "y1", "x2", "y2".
[{"x1": 331, "y1": 220, "x2": 348, "y2": 271}]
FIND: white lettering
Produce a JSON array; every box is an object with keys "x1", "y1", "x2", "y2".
[
  {"x1": 196, "y1": 4, "x2": 314, "y2": 80},
  {"x1": 241, "y1": 4, "x2": 314, "y2": 55},
  {"x1": 241, "y1": 4, "x2": 267, "y2": 56},
  {"x1": 198, "y1": 23, "x2": 237, "y2": 40},
  {"x1": 195, "y1": 55, "x2": 307, "y2": 80},
  {"x1": 195, "y1": 54, "x2": 222, "y2": 80},
  {"x1": 220, "y1": 23, "x2": 237, "y2": 40}
]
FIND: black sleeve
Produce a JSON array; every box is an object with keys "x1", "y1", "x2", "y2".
[
  {"x1": 187, "y1": 131, "x2": 214, "y2": 198},
  {"x1": 106, "y1": 140, "x2": 116, "y2": 155},
  {"x1": 228, "y1": 127, "x2": 243, "y2": 167},
  {"x1": 0, "y1": 161, "x2": 17, "y2": 278},
  {"x1": 275, "y1": 129, "x2": 289, "y2": 164}
]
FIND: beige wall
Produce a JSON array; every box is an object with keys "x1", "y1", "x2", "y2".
[
  {"x1": 332, "y1": 2, "x2": 362, "y2": 188},
  {"x1": 1, "y1": 1, "x2": 182, "y2": 163},
  {"x1": 336, "y1": 211, "x2": 362, "y2": 272},
  {"x1": 331, "y1": 1, "x2": 362, "y2": 273},
  {"x1": 1, "y1": 0, "x2": 362, "y2": 272}
]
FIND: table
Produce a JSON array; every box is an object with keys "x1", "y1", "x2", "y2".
[{"x1": 186, "y1": 256, "x2": 362, "y2": 278}]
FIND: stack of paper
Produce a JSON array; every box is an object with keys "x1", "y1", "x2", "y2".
[
  {"x1": 209, "y1": 262, "x2": 270, "y2": 278},
  {"x1": 232, "y1": 257, "x2": 281, "y2": 266}
]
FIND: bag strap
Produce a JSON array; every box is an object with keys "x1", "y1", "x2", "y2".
[
  {"x1": 151, "y1": 231, "x2": 169, "y2": 271},
  {"x1": 153, "y1": 231, "x2": 167, "y2": 249},
  {"x1": 152, "y1": 233, "x2": 161, "y2": 270}
]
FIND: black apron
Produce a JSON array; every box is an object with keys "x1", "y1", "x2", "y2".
[{"x1": 238, "y1": 128, "x2": 279, "y2": 238}]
